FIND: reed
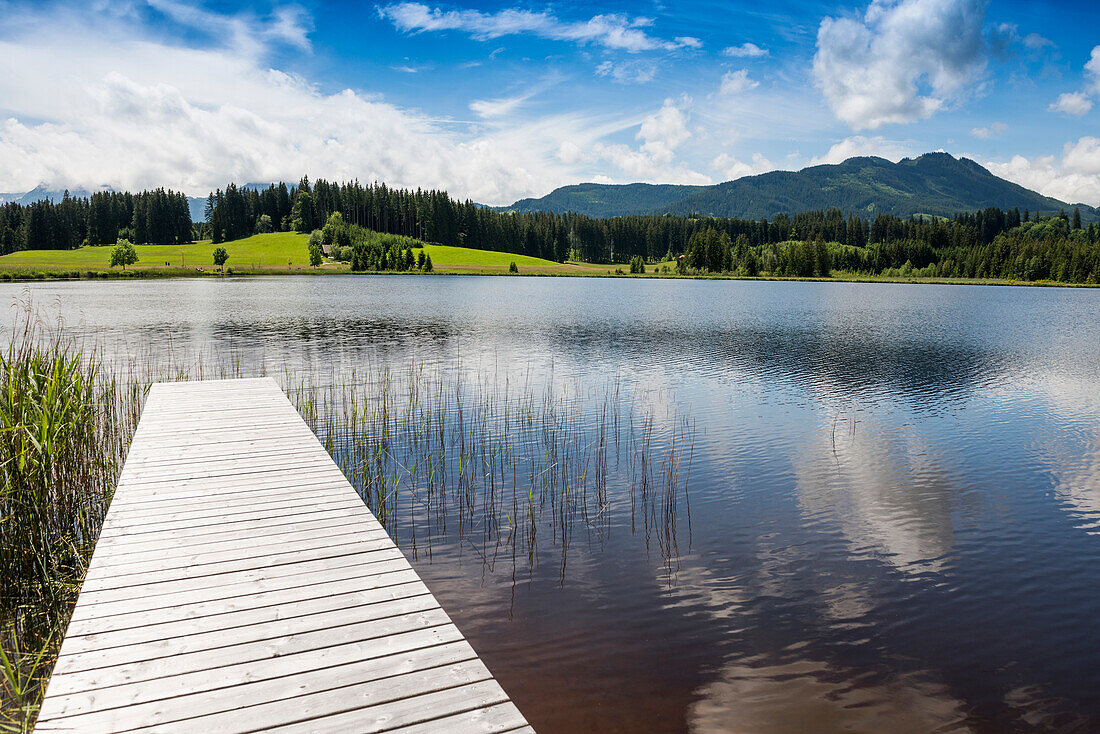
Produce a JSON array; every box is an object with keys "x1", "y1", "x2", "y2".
[
  {"x1": 0, "y1": 301, "x2": 257, "y2": 729},
  {"x1": 0, "y1": 303, "x2": 696, "y2": 728},
  {"x1": 0, "y1": 305, "x2": 145, "y2": 731},
  {"x1": 292, "y1": 367, "x2": 696, "y2": 582}
]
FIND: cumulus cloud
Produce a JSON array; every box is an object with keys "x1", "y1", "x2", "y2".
[
  {"x1": 379, "y1": 3, "x2": 696, "y2": 52},
  {"x1": 1050, "y1": 92, "x2": 1093, "y2": 117},
  {"x1": 711, "y1": 152, "x2": 774, "y2": 180},
  {"x1": 1087, "y1": 46, "x2": 1100, "y2": 95},
  {"x1": 637, "y1": 98, "x2": 693, "y2": 161},
  {"x1": 970, "y1": 121, "x2": 1007, "y2": 138},
  {"x1": 982, "y1": 137, "x2": 1100, "y2": 205},
  {"x1": 0, "y1": 4, "x2": 664, "y2": 205},
  {"x1": 722, "y1": 42, "x2": 768, "y2": 58},
  {"x1": 813, "y1": 0, "x2": 987, "y2": 129},
  {"x1": 1048, "y1": 46, "x2": 1100, "y2": 119},
  {"x1": 1047, "y1": 45, "x2": 1100, "y2": 117},
  {"x1": 718, "y1": 69, "x2": 758, "y2": 96},
  {"x1": 559, "y1": 98, "x2": 710, "y2": 184},
  {"x1": 809, "y1": 135, "x2": 916, "y2": 165}
]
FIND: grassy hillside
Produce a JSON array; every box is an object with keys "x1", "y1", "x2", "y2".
[
  {"x1": 500, "y1": 153, "x2": 1100, "y2": 222},
  {"x1": 0, "y1": 232, "x2": 324, "y2": 274},
  {"x1": 0, "y1": 232, "x2": 663, "y2": 277}
]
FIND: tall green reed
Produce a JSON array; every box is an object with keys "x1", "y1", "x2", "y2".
[
  {"x1": 292, "y1": 366, "x2": 696, "y2": 582},
  {"x1": 0, "y1": 301, "x2": 696, "y2": 728},
  {"x1": 0, "y1": 305, "x2": 145, "y2": 731}
]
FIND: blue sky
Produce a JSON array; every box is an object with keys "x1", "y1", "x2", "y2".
[{"x1": 0, "y1": 0, "x2": 1097, "y2": 205}]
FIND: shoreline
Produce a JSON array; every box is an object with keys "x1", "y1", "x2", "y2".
[{"x1": 1, "y1": 267, "x2": 1096, "y2": 288}]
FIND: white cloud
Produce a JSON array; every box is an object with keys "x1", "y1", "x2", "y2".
[
  {"x1": 1050, "y1": 92, "x2": 1093, "y2": 117},
  {"x1": 469, "y1": 94, "x2": 529, "y2": 118},
  {"x1": 990, "y1": 23, "x2": 1054, "y2": 58},
  {"x1": 147, "y1": 0, "x2": 312, "y2": 56},
  {"x1": 970, "y1": 121, "x2": 1007, "y2": 139},
  {"x1": 711, "y1": 152, "x2": 774, "y2": 180},
  {"x1": 560, "y1": 98, "x2": 710, "y2": 184},
  {"x1": 722, "y1": 43, "x2": 768, "y2": 58},
  {"x1": 813, "y1": 0, "x2": 987, "y2": 129},
  {"x1": 982, "y1": 137, "x2": 1100, "y2": 205},
  {"x1": 1022, "y1": 33, "x2": 1053, "y2": 52},
  {"x1": 379, "y1": 3, "x2": 696, "y2": 52},
  {"x1": 718, "y1": 69, "x2": 758, "y2": 96},
  {"x1": 0, "y1": 4, "x2": 667, "y2": 205},
  {"x1": 1048, "y1": 46, "x2": 1100, "y2": 119},
  {"x1": 1063, "y1": 136, "x2": 1100, "y2": 177},
  {"x1": 637, "y1": 98, "x2": 693, "y2": 162},
  {"x1": 810, "y1": 135, "x2": 916, "y2": 165},
  {"x1": 595, "y1": 59, "x2": 657, "y2": 84},
  {"x1": 1087, "y1": 46, "x2": 1100, "y2": 95}
]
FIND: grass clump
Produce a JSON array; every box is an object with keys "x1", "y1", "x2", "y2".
[{"x1": 0, "y1": 306, "x2": 144, "y2": 731}]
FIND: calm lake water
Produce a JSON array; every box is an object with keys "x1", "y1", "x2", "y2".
[{"x1": 6, "y1": 276, "x2": 1100, "y2": 732}]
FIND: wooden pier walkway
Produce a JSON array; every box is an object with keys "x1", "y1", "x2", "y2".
[{"x1": 35, "y1": 378, "x2": 531, "y2": 733}]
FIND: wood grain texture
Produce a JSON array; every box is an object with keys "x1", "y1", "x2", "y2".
[{"x1": 36, "y1": 378, "x2": 530, "y2": 733}]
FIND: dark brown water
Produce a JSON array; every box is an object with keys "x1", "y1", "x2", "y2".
[{"x1": 5, "y1": 276, "x2": 1100, "y2": 732}]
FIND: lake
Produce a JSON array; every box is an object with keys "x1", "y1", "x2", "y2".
[{"x1": 5, "y1": 275, "x2": 1100, "y2": 732}]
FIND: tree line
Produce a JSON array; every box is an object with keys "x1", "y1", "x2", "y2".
[
  {"x1": 0, "y1": 190, "x2": 193, "y2": 254},
  {"x1": 677, "y1": 222, "x2": 1099, "y2": 283},
  {"x1": 205, "y1": 177, "x2": 1098, "y2": 267},
  {"x1": 3, "y1": 177, "x2": 1097, "y2": 284}
]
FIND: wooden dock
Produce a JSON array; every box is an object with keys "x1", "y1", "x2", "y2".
[{"x1": 35, "y1": 378, "x2": 531, "y2": 733}]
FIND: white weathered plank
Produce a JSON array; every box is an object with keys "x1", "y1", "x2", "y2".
[
  {"x1": 135, "y1": 661, "x2": 496, "y2": 733},
  {"x1": 64, "y1": 572, "x2": 425, "y2": 639},
  {"x1": 36, "y1": 378, "x2": 529, "y2": 734},
  {"x1": 43, "y1": 629, "x2": 467, "y2": 711},
  {"x1": 262, "y1": 679, "x2": 513, "y2": 734},
  {"x1": 40, "y1": 640, "x2": 480, "y2": 729},
  {"x1": 79, "y1": 536, "x2": 394, "y2": 592},
  {"x1": 65, "y1": 582, "x2": 434, "y2": 651}
]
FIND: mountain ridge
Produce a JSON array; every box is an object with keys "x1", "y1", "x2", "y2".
[
  {"x1": 0, "y1": 183, "x2": 210, "y2": 223},
  {"x1": 499, "y1": 153, "x2": 1100, "y2": 222}
]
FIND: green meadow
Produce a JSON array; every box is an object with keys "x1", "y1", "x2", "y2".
[{"x1": 0, "y1": 232, "x2": 678, "y2": 278}]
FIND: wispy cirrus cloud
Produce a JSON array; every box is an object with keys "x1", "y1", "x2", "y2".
[
  {"x1": 378, "y1": 3, "x2": 697, "y2": 53},
  {"x1": 147, "y1": 0, "x2": 312, "y2": 57},
  {"x1": 596, "y1": 59, "x2": 658, "y2": 84},
  {"x1": 970, "y1": 121, "x2": 1007, "y2": 139}
]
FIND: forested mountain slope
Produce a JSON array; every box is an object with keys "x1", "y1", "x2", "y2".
[{"x1": 501, "y1": 153, "x2": 1100, "y2": 221}]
